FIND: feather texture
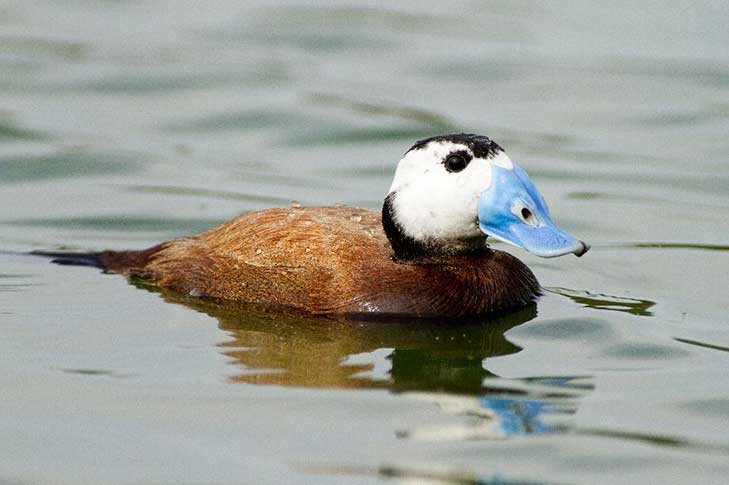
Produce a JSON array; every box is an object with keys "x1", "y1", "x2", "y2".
[{"x1": 93, "y1": 206, "x2": 540, "y2": 318}]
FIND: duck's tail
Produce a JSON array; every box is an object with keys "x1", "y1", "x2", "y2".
[
  {"x1": 30, "y1": 244, "x2": 165, "y2": 274},
  {"x1": 30, "y1": 250, "x2": 105, "y2": 268}
]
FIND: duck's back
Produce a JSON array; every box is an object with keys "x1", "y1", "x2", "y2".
[{"x1": 102, "y1": 206, "x2": 539, "y2": 317}]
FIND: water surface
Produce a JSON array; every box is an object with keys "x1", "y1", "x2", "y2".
[{"x1": 1, "y1": 1, "x2": 729, "y2": 483}]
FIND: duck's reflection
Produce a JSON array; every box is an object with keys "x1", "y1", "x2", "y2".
[
  {"x1": 221, "y1": 305, "x2": 536, "y2": 393},
  {"x1": 152, "y1": 287, "x2": 536, "y2": 394},
  {"x1": 148, "y1": 289, "x2": 591, "y2": 439}
]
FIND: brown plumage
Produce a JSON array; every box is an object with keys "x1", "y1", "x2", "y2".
[{"x1": 89, "y1": 206, "x2": 540, "y2": 318}]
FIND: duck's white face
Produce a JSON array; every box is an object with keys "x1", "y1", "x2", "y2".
[
  {"x1": 385, "y1": 134, "x2": 588, "y2": 259},
  {"x1": 388, "y1": 139, "x2": 499, "y2": 243}
]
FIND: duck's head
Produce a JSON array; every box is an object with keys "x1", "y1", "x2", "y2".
[{"x1": 382, "y1": 133, "x2": 589, "y2": 260}]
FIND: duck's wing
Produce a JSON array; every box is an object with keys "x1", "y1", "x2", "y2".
[{"x1": 128, "y1": 207, "x2": 389, "y2": 313}]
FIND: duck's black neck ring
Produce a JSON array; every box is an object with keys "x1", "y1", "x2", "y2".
[
  {"x1": 381, "y1": 192, "x2": 433, "y2": 260},
  {"x1": 382, "y1": 192, "x2": 491, "y2": 261}
]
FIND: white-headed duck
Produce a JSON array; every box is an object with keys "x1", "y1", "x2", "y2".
[{"x1": 39, "y1": 133, "x2": 588, "y2": 318}]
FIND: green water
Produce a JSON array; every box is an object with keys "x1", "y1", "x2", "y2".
[{"x1": 1, "y1": 1, "x2": 729, "y2": 483}]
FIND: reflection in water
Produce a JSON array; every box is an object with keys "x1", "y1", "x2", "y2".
[
  {"x1": 401, "y1": 395, "x2": 562, "y2": 442},
  {"x1": 548, "y1": 287, "x2": 656, "y2": 316},
  {"x1": 401, "y1": 376, "x2": 589, "y2": 442},
  {"x1": 146, "y1": 287, "x2": 592, "y2": 442},
  {"x1": 149, "y1": 287, "x2": 536, "y2": 393},
  {"x1": 480, "y1": 398, "x2": 556, "y2": 435}
]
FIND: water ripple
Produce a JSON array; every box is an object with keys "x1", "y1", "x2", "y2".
[
  {"x1": 0, "y1": 149, "x2": 139, "y2": 184},
  {"x1": 2, "y1": 216, "x2": 222, "y2": 234},
  {"x1": 548, "y1": 288, "x2": 656, "y2": 317},
  {"x1": 121, "y1": 184, "x2": 292, "y2": 205}
]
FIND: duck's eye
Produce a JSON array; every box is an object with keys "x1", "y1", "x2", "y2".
[{"x1": 444, "y1": 153, "x2": 470, "y2": 172}]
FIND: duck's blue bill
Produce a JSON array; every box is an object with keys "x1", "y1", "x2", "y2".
[{"x1": 477, "y1": 163, "x2": 589, "y2": 258}]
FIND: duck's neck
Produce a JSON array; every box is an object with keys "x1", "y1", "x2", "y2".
[{"x1": 381, "y1": 193, "x2": 488, "y2": 261}]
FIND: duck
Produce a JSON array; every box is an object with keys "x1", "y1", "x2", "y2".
[{"x1": 38, "y1": 133, "x2": 588, "y2": 318}]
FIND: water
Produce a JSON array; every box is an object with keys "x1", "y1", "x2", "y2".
[{"x1": 2, "y1": 1, "x2": 729, "y2": 483}]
